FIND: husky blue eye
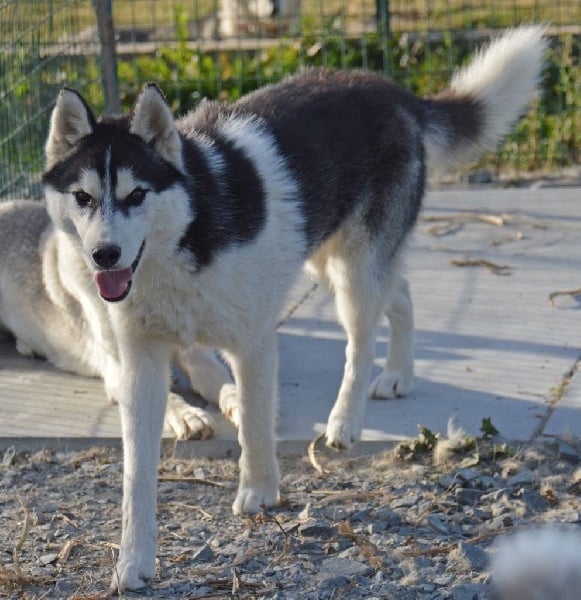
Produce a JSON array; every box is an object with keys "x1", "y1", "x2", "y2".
[
  {"x1": 74, "y1": 190, "x2": 92, "y2": 207},
  {"x1": 125, "y1": 188, "x2": 147, "y2": 207}
]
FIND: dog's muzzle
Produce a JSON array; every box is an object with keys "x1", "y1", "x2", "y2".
[{"x1": 93, "y1": 240, "x2": 145, "y2": 303}]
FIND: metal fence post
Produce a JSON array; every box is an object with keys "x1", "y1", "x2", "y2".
[
  {"x1": 91, "y1": 0, "x2": 121, "y2": 114},
  {"x1": 376, "y1": 0, "x2": 391, "y2": 38}
]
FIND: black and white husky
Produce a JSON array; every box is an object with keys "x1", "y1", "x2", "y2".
[{"x1": 39, "y1": 27, "x2": 545, "y2": 589}]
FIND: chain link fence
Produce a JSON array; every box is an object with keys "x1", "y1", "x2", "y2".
[{"x1": 1, "y1": 0, "x2": 579, "y2": 199}]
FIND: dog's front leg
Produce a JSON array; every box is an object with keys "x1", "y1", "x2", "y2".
[
  {"x1": 110, "y1": 339, "x2": 172, "y2": 593},
  {"x1": 229, "y1": 333, "x2": 280, "y2": 515}
]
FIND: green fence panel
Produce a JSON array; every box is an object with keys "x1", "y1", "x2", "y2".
[{"x1": 1, "y1": 0, "x2": 579, "y2": 199}]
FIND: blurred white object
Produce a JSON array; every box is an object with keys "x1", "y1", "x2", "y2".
[{"x1": 493, "y1": 527, "x2": 581, "y2": 600}]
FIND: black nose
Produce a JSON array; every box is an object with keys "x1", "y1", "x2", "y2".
[{"x1": 92, "y1": 245, "x2": 121, "y2": 269}]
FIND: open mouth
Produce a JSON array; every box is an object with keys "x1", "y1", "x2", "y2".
[{"x1": 93, "y1": 240, "x2": 145, "y2": 303}]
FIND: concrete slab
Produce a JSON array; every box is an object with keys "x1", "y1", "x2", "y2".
[
  {"x1": 278, "y1": 188, "x2": 581, "y2": 445},
  {"x1": 1, "y1": 187, "x2": 580, "y2": 452}
]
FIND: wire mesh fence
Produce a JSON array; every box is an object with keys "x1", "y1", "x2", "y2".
[{"x1": 1, "y1": 0, "x2": 579, "y2": 199}]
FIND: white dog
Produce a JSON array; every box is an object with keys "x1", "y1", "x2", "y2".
[
  {"x1": 0, "y1": 199, "x2": 233, "y2": 440},
  {"x1": 39, "y1": 27, "x2": 545, "y2": 590}
]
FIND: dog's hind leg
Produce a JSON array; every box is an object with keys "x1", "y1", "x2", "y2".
[
  {"x1": 369, "y1": 273, "x2": 414, "y2": 399},
  {"x1": 177, "y1": 344, "x2": 232, "y2": 405},
  {"x1": 177, "y1": 344, "x2": 240, "y2": 428},
  {"x1": 323, "y1": 249, "x2": 385, "y2": 450}
]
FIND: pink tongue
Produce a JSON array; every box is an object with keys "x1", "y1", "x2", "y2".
[{"x1": 94, "y1": 267, "x2": 132, "y2": 300}]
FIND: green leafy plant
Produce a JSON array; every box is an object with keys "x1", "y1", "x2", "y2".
[{"x1": 480, "y1": 417, "x2": 500, "y2": 438}]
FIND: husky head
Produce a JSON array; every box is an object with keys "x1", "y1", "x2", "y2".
[{"x1": 42, "y1": 85, "x2": 191, "y2": 303}]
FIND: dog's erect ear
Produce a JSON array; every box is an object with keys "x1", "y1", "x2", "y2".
[
  {"x1": 45, "y1": 88, "x2": 96, "y2": 170},
  {"x1": 130, "y1": 84, "x2": 184, "y2": 171}
]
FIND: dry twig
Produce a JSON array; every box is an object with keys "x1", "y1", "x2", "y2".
[
  {"x1": 308, "y1": 432, "x2": 329, "y2": 475},
  {"x1": 548, "y1": 288, "x2": 581, "y2": 306},
  {"x1": 57, "y1": 538, "x2": 83, "y2": 565},
  {"x1": 158, "y1": 476, "x2": 234, "y2": 489},
  {"x1": 13, "y1": 496, "x2": 30, "y2": 574},
  {"x1": 451, "y1": 258, "x2": 512, "y2": 275},
  {"x1": 162, "y1": 501, "x2": 215, "y2": 520},
  {"x1": 337, "y1": 521, "x2": 383, "y2": 568}
]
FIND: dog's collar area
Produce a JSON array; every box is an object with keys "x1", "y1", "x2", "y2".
[{"x1": 95, "y1": 239, "x2": 146, "y2": 303}]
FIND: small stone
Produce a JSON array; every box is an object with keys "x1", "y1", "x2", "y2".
[
  {"x1": 451, "y1": 542, "x2": 488, "y2": 570},
  {"x1": 391, "y1": 494, "x2": 420, "y2": 509},
  {"x1": 350, "y1": 507, "x2": 373, "y2": 522},
  {"x1": 455, "y1": 488, "x2": 483, "y2": 505},
  {"x1": 456, "y1": 468, "x2": 480, "y2": 483},
  {"x1": 192, "y1": 544, "x2": 214, "y2": 562},
  {"x1": 319, "y1": 575, "x2": 350, "y2": 590},
  {"x1": 30, "y1": 566, "x2": 55, "y2": 577},
  {"x1": 55, "y1": 579, "x2": 77, "y2": 593},
  {"x1": 174, "y1": 583, "x2": 196, "y2": 594},
  {"x1": 374, "y1": 506, "x2": 403, "y2": 527},
  {"x1": 39, "y1": 552, "x2": 59, "y2": 565},
  {"x1": 481, "y1": 488, "x2": 510, "y2": 504},
  {"x1": 438, "y1": 473, "x2": 457, "y2": 489},
  {"x1": 320, "y1": 556, "x2": 374, "y2": 578},
  {"x1": 299, "y1": 521, "x2": 338, "y2": 540},
  {"x1": 414, "y1": 556, "x2": 433, "y2": 569},
  {"x1": 514, "y1": 489, "x2": 549, "y2": 513},
  {"x1": 486, "y1": 515, "x2": 514, "y2": 530},
  {"x1": 476, "y1": 475, "x2": 499, "y2": 489},
  {"x1": 337, "y1": 545, "x2": 362, "y2": 560},
  {"x1": 191, "y1": 587, "x2": 214, "y2": 597},
  {"x1": 507, "y1": 469, "x2": 536, "y2": 487},
  {"x1": 433, "y1": 573, "x2": 454, "y2": 586},
  {"x1": 322, "y1": 506, "x2": 348, "y2": 521},
  {"x1": 451, "y1": 582, "x2": 491, "y2": 599},
  {"x1": 427, "y1": 514, "x2": 450, "y2": 535},
  {"x1": 368, "y1": 521, "x2": 387, "y2": 534}
]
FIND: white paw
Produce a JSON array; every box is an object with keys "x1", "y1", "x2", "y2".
[
  {"x1": 369, "y1": 369, "x2": 413, "y2": 399},
  {"x1": 219, "y1": 383, "x2": 240, "y2": 428},
  {"x1": 110, "y1": 556, "x2": 155, "y2": 593},
  {"x1": 104, "y1": 380, "x2": 119, "y2": 404},
  {"x1": 165, "y1": 393, "x2": 215, "y2": 440},
  {"x1": 325, "y1": 408, "x2": 363, "y2": 451},
  {"x1": 232, "y1": 480, "x2": 279, "y2": 515}
]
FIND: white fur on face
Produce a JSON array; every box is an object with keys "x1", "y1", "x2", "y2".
[{"x1": 116, "y1": 168, "x2": 147, "y2": 201}]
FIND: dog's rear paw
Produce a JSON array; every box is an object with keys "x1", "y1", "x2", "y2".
[
  {"x1": 165, "y1": 393, "x2": 215, "y2": 440},
  {"x1": 369, "y1": 369, "x2": 412, "y2": 399},
  {"x1": 325, "y1": 410, "x2": 362, "y2": 451},
  {"x1": 219, "y1": 383, "x2": 240, "y2": 428},
  {"x1": 232, "y1": 485, "x2": 279, "y2": 515},
  {"x1": 110, "y1": 558, "x2": 154, "y2": 593}
]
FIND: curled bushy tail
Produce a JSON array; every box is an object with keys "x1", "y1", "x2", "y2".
[{"x1": 423, "y1": 26, "x2": 547, "y2": 170}]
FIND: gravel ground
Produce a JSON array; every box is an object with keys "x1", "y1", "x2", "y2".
[{"x1": 1, "y1": 433, "x2": 580, "y2": 600}]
